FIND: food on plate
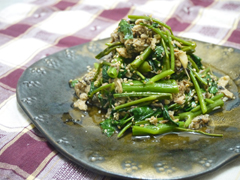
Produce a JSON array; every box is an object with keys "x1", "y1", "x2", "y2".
[{"x1": 69, "y1": 15, "x2": 234, "y2": 138}]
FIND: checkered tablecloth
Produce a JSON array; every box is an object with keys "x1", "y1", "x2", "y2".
[{"x1": 0, "y1": 0, "x2": 240, "y2": 179}]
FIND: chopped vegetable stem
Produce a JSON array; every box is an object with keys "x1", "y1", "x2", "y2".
[
  {"x1": 181, "y1": 99, "x2": 224, "y2": 127},
  {"x1": 122, "y1": 80, "x2": 179, "y2": 93},
  {"x1": 107, "y1": 66, "x2": 118, "y2": 78},
  {"x1": 148, "y1": 69, "x2": 174, "y2": 84},
  {"x1": 188, "y1": 55, "x2": 200, "y2": 72},
  {"x1": 191, "y1": 68, "x2": 207, "y2": 86},
  {"x1": 131, "y1": 46, "x2": 152, "y2": 69},
  {"x1": 166, "y1": 30, "x2": 175, "y2": 71},
  {"x1": 161, "y1": 38, "x2": 170, "y2": 70},
  {"x1": 95, "y1": 44, "x2": 124, "y2": 59},
  {"x1": 128, "y1": 15, "x2": 173, "y2": 34},
  {"x1": 189, "y1": 69, "x2": 207, "y2": 114},
  {"x1": 176, "y1": 127, "x2": 223, "y2": 137},
  {"x1": 140, "y1": 23, "x2": 169, "y2": 43},
  {"x1": 191, "y1": 93, "x2": 224, "y2": 112},
  {"x1": 114, "y1": 95, "x2": 162, "y2": 110},
  {"x1": 114, "y1": 92, "x2": 172, "y2": 98},
  {"x1": 93, "y1": 62, "x2": 103, "y2": 81},
  {"x1": 205, "y1": 98, "x2": 214, "y2": 104},
  {"x1": 117, "y1": 122, "x2": 132, "y2": 138},
  {"x1": 88, "y1": 83, "x2": 114, "y2": 98},
  {"x1": 136, "y1": 70, "x2": 146, "y2": 80}
]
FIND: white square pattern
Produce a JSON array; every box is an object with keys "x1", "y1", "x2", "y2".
[
  {"x1": 0, "y1": 95, "x2": 31, "y2": 130},
  {"x1": 81, "y1": 0, "x2": 120, "y2": 9},
  {"x1": 134, "y1": 0, "x2": 181, "y2": 19},
  {"x1": 37, "y1": 10, "x2": 94, "y2": 35},
  {"x1": 0, "y1": 3, "x2": 37, "y2": 24},
  {"x1": 197, "y1": 8, "x2": 239, "y2": 29},
  {"x1": 0, "y1": 38, "x2": 49, "y2": 67}
]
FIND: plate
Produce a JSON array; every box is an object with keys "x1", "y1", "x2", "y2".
[{"x1": 17, "y1": 38, "x2": 240, "y2": 179}]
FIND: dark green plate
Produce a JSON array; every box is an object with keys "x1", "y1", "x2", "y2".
[{"x1": 16, "y1": 38, "x2": 240, "y2": 179}]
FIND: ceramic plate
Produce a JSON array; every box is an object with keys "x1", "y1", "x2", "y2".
[{"x1": 17, "y1": 38, "x2": 240, "y2": 179}]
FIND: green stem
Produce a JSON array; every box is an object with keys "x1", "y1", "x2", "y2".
[
  {"x1": 181, "y1": 46, "x2": 196, "y2": 53},
  {"x1": 176, "y1": 127, "x2": 223, "y2": 137},
  {"x1": 93, "y1": 62, "x2": 103, "y2": 81},
  {"x1": 161, "y1": 38, "x2": 170, "y2": 70},
  {"x1": 162, "y1": 32, "x2": 196, "y2": 47},
  {"x1": 95, "y1": 43, "x2": 124, "y2": 59},
  {"x1": 122, "y1": 80, "x2": 179, "y2": 93},
  {"x1": 188, "y1": 55, "x2": 199, "y2": 72},
  {"x1": 105, "y1": 41, "x2": 122, "y2": 47},
  {"x1": 107, "y1": 67, "x2": 118, "y2": 78},
  {"x1": 202, "y1": 67, "x2": 210, "y2": 75},
  {"x1": 190, "y1": 69, "x2": 207, "y2": 114},
  {"x1": 114, "y1": 92, "x2": 172, "y2": 98},
  {"x1": 180, "y1": 98, "x2": 224, "y2": 127},
  {"x1": 132, "y1": 121, "x2": 185, "y2": 136},
  {"x1": 148, "y1": 69, "x2": 174, "y2": 84},
  {"x1": 205, "y1": 98, "x2": 214, "y2": 104},
  {"x1": 131, "y1": 46, "x2": 152, "y2": 69},
  {"x1": 192, "y1": 69, "x2": 207, "y2": 86},
  {"x1": 132, "y1": 123, "x2": 176, "y2": 136},
  {"x1": 136, "y1": 71, "x2": 146, "y2": 80},
  {"x1": 191, "y1": 93, "x2": 224, "y2": 112},
  {"x1": 114, "y1": 95, "x2": 162, "y2": 110},
  {"x1": 138, "y1": 61, "x2": 152, "y2": 73},
  {"x1": 117, "y1": 122, "x2": 132, "y2": 138},
  {"x1": 140, "y1": 23, "x2": 168, "y2": 43},
  {"x1": 88, "y1": 83, "x2": 114, "y2": 98},
  {"x1": 128, "y1": 15, "x2": 173, "y2": 34},
  {"x1": 166, "y1": 31, "x2": 175, "y2": 71}
]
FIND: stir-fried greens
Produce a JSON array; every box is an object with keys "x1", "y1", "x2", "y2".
[{"x1": 70, "y1": 15, "x2": 234, "y2": 138}]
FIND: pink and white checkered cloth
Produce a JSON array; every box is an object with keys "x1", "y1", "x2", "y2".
[{"x1": 0, "y1": 0, "x2": 240, "y2": 179}]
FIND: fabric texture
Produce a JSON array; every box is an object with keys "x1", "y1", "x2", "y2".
[{"x1": 0, "y1": 0, "x2": 240, "y2": 179}]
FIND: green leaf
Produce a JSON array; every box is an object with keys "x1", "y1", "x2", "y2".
[
  {"x1": 129, "y1": 106, "x2": 162, "y2": 122},
  {"x1": 100, "y1": 119, "x2": 117, "y2": 137},
  {"x1": 69, "y1": 79, "x2": 79, "y2": 88},
  {"x1": 100, "y1": 115, "x2": 132, "y2": 137},
  {"x1": 97, "y1": 93, "x2": 108, "y2": 107},
  {"x1": 152, "y1": 22, "x2": 159, "y2": 28},
  {"x1": 204, "y1": 74, "x2": 218, "y2": 95},
  {"x1": 102, "y1": 65, "x2": 111, "y2": 83},
  {"x1": 162, "y1": 106, "x2": 179, "y2": 126},
  {"x1": 118, "y1": 19, "x2": 133, "y2": 40},
  {"x1": 118, "y1": 64, "x2": 127, "y2": 78},
  {"x1": 190, "y1": 54, "x2": 202, "y2": 69},
  {"x1": 154, "y1": 45, "x2": 165, "y2": 59},
  {"x1": 88, "y1": 82, "x2": 97, "y2": 95},
  {"x1": 148, "y1": 59, "x2": 161, "y2": 73},
  {"x1": 208, "y1": 85, "x2": 218, "y2": 94}
]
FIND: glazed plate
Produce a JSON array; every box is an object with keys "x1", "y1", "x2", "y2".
[{"x1": 17, "y1": 38, "x2": 240, "y2": 179}]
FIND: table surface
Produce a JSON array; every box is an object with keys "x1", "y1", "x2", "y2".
[{"x1": 0, "y1": 0, "x2": 240, "y2": 180}]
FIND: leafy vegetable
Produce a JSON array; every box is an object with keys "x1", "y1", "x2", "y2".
[
  {"x1": 102, "y1": 65, "x2": 111, "y2": 83},
  {"x1": 162, "y1": 106, "x2": 179, "y2": 126},
  {"x1": 130, "y1": 106, "x2": 162, "y2": 122},
  {"x1": 154, "y1": 45, "x2": 165, "y2": 59},
  {"x1": 88, "y1": 82, "x2": 97, "y2": 95},
  {"x1": 70, "y1": 15, "x2": 228, "y2": 139},
  {"x1": 100, "y1": 119, "x2": 117, "y2": 137},
  {"x1": 203, "y1": 74, "x2": 218, "y2": 95},
  {"x1": 190, "y1": 54, "x2": 202, "y2": 69},
  {"x1": 69, "y1": 79, "x2": 78, "y2": 87},
  {"x1": 118, "y1": 19, "x2": 134, "y2": 40}
]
